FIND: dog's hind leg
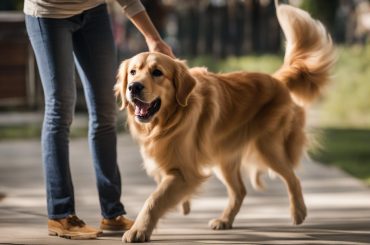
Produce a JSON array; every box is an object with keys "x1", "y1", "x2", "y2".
[
  {"x1": 255, "y1": 134, "x2": 307, "y2": 225},
  {"x1": 209, "y1": 160, "x2": 246, "y2": 230}
]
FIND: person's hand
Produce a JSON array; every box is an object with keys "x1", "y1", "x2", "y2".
[
  {"x1": 146, "y1": 38, "x2": 175, "y2": 58},
  {"x1": 129, "y1": 11, "x2": 175, "y2": 58}
]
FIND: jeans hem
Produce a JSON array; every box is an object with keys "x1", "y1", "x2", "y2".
[
  {"x1": 102, "y1": 209, "x2": 127, "y2": 219},
  {"x1": 48, "y1": 211, "x2": 75, "y2": 220}
]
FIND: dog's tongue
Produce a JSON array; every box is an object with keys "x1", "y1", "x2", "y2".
[{"x1": 135, "y1": 102, "x2": 150, "y2": 116}]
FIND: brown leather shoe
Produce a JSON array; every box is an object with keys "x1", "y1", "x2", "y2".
[
  {"x1": 48, "y1": 214, "x2": 102, "y2": 240},
  {"x1": 100, "y1": 215, "x2": 134, "y2": 231}
]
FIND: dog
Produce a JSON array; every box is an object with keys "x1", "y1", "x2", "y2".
[{"x1": 114, "y1": 2, "x2": 335, "y2": 243}]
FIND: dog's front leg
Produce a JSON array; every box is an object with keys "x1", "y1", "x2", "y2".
[{"x1": 122, "y1": 169, "x2": 198, "y2": 243}]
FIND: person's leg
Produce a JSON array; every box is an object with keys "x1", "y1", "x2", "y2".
[
  {"x1": 72, "y1": 4, "x2": 126, "y2": 219},
  {"x1": 26, "y1": 15, "x2": 77, "y2": 219},
  {"x1": 26, "y1": 15, "x2": 102, "y2": 240}
]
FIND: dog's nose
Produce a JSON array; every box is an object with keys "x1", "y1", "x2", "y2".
[{"x1": 128, "y1": 82, "x2": 144, "y2": 95}]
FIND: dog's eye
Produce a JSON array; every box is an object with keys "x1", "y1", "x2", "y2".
[
  {"x1": 152, "y1": 69, "x2": 163, "y2": 77},
  {"x1": 130, "y1": 70, "x2": 136, "y2": 76}
]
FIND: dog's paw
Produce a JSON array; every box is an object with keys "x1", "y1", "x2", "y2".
[
  {"x1": 292, "y1": 204, "x2": 307, "y2": 225},
  {"x1": 181, "y1": 200, "x2": 191, "y2": 215},
  {"x1": 122, "y1": 228, "x2": 150, "y2": 243},
  {"x1": 208, "y1": 218, "x2": 232, "y2": 230}
]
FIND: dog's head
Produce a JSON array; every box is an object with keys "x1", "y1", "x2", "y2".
[{"x1": 115, "y1": 52, "x2": 196, "y2": 123}]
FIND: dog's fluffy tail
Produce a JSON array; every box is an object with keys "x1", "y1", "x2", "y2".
[{"x1": 273, "y1": 1, "x2": 336, "y2": 105}]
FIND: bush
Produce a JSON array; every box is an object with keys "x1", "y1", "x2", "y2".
[
  {"x1": 310, "y1": 128, "x2": 370, "y2": 185},
  {"x1": 188, "y1": 54, "x2": 282, "y2": 74},
  {"x1": 320, "y1": 46, "x2": 370, "y2": 128},
  {"x1": 300, "y1": 0, "x2": 339, "y2": 33}
]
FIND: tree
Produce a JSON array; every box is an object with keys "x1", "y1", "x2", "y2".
[{"x1": 300, "y1": 0, "x2": 339, "y2": 33}]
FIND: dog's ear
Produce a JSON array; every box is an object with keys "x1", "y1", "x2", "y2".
[
  {"x1": 114, "y1": 60, "x2": 129, "y2": 110},
  {"x1": 173, "y1": 60, "x2": 196, "y2": 107}
]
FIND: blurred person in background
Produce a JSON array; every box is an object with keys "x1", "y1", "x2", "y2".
[{"x1": 24, "y1": 0, "x2": 173, "y2": 240}]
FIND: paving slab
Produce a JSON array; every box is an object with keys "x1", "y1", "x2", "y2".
[{"x1": 0, "y1": 134, "x2": 369, "y2": 244}]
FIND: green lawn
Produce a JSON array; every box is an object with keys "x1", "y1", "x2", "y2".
[
  {"x1": 0, "y1": 125, "x2": 88, "y2": 140},
  {"x1": 188, "y1": 54, "x2": 282, "y2": 74},
  {"x1": 320, "y1": 45, "x2": 370, "y2": 128},
  {"x1": 310, "y1": 128, "x2": 370, "y2": 186}
]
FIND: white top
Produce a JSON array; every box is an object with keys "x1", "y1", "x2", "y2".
[{"x1": 24, "y1": 0, "x2": 145, "y2": 18}]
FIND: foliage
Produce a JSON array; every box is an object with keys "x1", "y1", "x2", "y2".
[
  {"x1": 188, "y1": 54, "x2": 282, "y2": 74},
  {"x1": 320, "y1": 45, "x2": 370, "y2": 128},
  {"x1": 300, "y1": 0, "x2": 339, "y2": 32},
  {"x1": 310, "y1": 128, "x2": 370, "y2": 185},
  {"x1": 0, "y1": 116, "x2": 127, "y2": 140},
  {"x1": 0, "y1": 125, "x2": 87, "y2": 140},
  {"x1": 0, "y1": 0, "x2": 24, "y2": 11}
]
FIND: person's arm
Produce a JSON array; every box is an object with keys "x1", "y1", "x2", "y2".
[
  {"x1": 116, "y1": 0, "x2": 174, "y2": 57},
  {"x1": 129, "y1": 10, "x2": 174, "y2": 57}
]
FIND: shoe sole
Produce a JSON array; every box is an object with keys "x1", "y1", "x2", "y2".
[
  {"x1": 48, "y1": 230, "x2": 101, "y2": 240},
  {"x1": 100, "y1": 224, "x2": 131, "y2": 232}
]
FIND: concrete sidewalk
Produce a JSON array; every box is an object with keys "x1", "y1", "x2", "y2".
[{"x1": 0, "y1": 134, "x2": 369, "y2": 244}]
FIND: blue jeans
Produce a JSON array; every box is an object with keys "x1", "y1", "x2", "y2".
[{"x1": 25, "y1": 4, "x2": 126, "y2": 219}]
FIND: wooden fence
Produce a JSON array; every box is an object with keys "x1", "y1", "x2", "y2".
[
  {"x1": 0, "y1": 12, "x2": 38, "y2": 108},
  {"x1": 116, "y1": 0, "x2": 282, "y2": 58}
]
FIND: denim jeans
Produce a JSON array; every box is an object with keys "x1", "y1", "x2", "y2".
[{"x1": 25, "y1": 4, "x2": 126, "y2": 219}]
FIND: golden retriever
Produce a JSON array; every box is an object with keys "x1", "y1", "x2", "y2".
[{"x1": 115, "y1": 2, "x2": 335, "y2": 243}]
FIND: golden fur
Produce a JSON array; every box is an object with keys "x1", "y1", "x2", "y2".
[{"x1": 115, "y1": 3, "x2": 335, "y2": 243}]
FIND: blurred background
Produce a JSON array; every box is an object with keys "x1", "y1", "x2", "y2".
[{"x1": 0, "y1": 0, "x2": 369, "y2": 185}]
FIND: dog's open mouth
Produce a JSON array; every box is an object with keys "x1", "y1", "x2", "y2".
[{"x1": 133, "y1": 98, "x2": 161, "y2": 122}]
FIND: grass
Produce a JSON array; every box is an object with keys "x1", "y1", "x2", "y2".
[
  {"x1": 317, "y1": 45, "x2": 370, "y2": 128},
  {"x1": 188, "y1": 54, "x2": 282, "y2": 74},
  {"x1": 0, "y1": 115, "x2": 128, "y2": 141},
  {"x1": 310, "y1": 128, "x2": 370, "y2": 186},
  {"x1": 0, "y1": 125, "x2": 88, "y2": 140}
]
